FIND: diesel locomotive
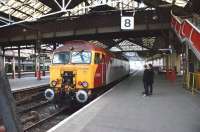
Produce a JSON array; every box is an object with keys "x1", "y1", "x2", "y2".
[{"x1": 45, "y1": 40, "x2": 130, "y2": 103}]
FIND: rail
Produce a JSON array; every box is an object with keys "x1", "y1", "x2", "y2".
[
  {"x1": 185, "y1": 72, "x2": 200, "y2": 95},
  {"x1": 171, "y1": 11, "x2": 200, "y2": 61}
]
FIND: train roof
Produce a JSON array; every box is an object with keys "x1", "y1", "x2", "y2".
[
  {"x1": 54, "y1": 40, "x2": 105, "y2": 52},
  {"x1": 54, "y1": 40, "x2": 129, "y2": 61}
]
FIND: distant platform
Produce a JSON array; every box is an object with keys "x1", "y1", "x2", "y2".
[
  {"x1": 7, "y1": 71, "x2": 49, "y2": 78},
  {"x1": 48, "y1": 72, "x2": 200, "y2": 132},
  {"x1": 9, "y1": 76, "x2": 49, "y2": 92}
]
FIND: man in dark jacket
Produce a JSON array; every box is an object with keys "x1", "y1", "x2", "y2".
[
  {"x1": 143, "y1": 65, "x2": 149, "y2": 96},
  {"x1": 148, "y1": 64, "x2": 154, "y2": 95}
]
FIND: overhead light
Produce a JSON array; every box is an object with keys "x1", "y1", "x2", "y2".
[
  {"x1": 152, "y1": 15, "x2": 158, "y2": 20},
  {"x1": 0, "y1": 0, "x2": 8, "y2": 4},
  {"x1": 23, "y1": 28, "x2": 27, "y2": 32}
]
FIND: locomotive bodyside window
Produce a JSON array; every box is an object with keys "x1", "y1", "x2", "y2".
[
  {"x1": 52, "y1": 52, "x2": 70, "y2": 64},
  {"x1": 94, "y1": 53, "x2": 101, "y2": 64}
]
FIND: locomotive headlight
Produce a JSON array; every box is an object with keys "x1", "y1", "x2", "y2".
[
  {"x1": 81, "y1": 81, "x2": 88, "y2": 88},
  {"x1": 51, "y1": 80, "x2": 57, "y2": 87},
  {"x1": 44, "y1": 89, "x2": 55, "y2": 101},
  {"x1": 76, "y1": 90, "x2": 88, "y2": 103}
]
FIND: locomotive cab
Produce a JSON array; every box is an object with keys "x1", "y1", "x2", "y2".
[{"x1": 45, "y1": 48, "x2": 96, "y2": 103}]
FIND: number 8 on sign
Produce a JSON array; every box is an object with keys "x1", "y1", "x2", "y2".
[{"x1": 121, "y1": 16, "x2": 134, "y2": 30}]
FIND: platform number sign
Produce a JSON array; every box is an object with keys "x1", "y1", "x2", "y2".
[{"x1": 121, "y1": 16, "x2": 134, "y2": 30}]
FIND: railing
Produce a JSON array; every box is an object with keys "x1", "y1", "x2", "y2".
[
  {"x1": 188, "y1": 14, "x2": 200, "y2": 30},
  {"x1": 171, "y1": 11, "x2": 200, "y2": 60},
  {"x1": 186, "y1": 72, "x2": 200, "y2": 95}
]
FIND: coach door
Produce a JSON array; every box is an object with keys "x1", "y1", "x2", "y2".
[{"x1": 101, "y1": 54, "x2": 106, "y2": 85}]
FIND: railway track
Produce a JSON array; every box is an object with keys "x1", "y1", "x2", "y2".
[
  {"x1": 14, "y1": 74, "x2": 131, "y2": 132},
  {"x1": 13, "y1": 84, "x2": 49, "y2": 102},
  {"x1": 14, "y1": 85, "x2": 50, "y2": 115},
  {"x1": 23, "y1": 106, "x2": 69, "y2": 132},
  {"x1": 18, "y1": 101, "x2": 50, "y2": 114}
]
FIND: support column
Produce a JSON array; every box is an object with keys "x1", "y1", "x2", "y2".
[
  {"x1": 17, "y1": 45, "x2": 21, "y2": 78},
  {"x1": 176, "y1": 54, "x2": 181, "y2": 75},
  {"x1": 166, "y1": 55, "x2": 170, "y2": 70},
  {"x1": 36, "y1": 31, "x2": 41, "y2": 80},
  {"x1": 186, "y1": 44, "x2": 189, "y2": 74},
  {"x1": 35, "y1": 44, "x2": 41, "y2": 80},
  {"x1": 163, "y1": 56, "x2": 166, "y2": 69},
  {"x1": 2, "y1": 47, "x2": 5, "y2": 67},
  {"x1": 0, "y1": 47, "x2": 22, "y2": 132},
  {"x1": 12, "y1": 52, "x2": 15, "y2": 79},
  {"x1": 172, "y1": 53, "x2": 177, "y2": 70},
  {"x1": 34, "y1": 44, "x2": 37, "y2": 77}
]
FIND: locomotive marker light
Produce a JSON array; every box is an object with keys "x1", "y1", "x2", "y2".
[
  {"x1": 76, "y1": 90, "x2": 88, "y2": 103},
  {"x1": 45, "y1": 89, "x2": 55, "y2": 101},
  {"x1": 81, "y1": 81, "x2": 88, "y2": 88},
  {"x1": 51, "y1": 80, "x2": 58, "y2": 87}
]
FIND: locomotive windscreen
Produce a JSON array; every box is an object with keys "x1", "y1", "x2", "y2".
[
  {"x1": 52, "y1": 51, "x2": 91, "y2": 64},
  {"x1": 52, "y1": 52, "x2": 70, "y2": 64},
  {"x1": 71, "y1": 51, "x2": 91, "y2": 64}
]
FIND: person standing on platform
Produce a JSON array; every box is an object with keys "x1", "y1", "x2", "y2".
[
  {"x1": 148, "y1": 64, "x2": 154, "y2": 95},
  {"x1": 142, "y1": 65, "x2": 149, "y2": 96}
]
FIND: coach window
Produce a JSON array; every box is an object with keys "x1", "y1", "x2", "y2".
[{"x1": 94, "y1": 53, "x2": 101, "y2": 64}]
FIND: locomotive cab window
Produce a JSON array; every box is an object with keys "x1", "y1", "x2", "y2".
[
  {"x1": 52, "y1": 52, "x2": 70, "y2": 64},
  {"x1": 94, "y1": 53, "x2": 101, "y2": 64},
  {"x1": 71, "y1": 51, "x2": 91, "y2": 64}
]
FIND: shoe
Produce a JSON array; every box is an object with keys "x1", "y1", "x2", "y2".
[{"x1": 143, "y1": 94, "x2": 147, "y2": 97}]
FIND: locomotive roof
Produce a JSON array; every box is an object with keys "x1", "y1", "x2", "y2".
[
  {"x1": 54, "y1": 40, "x2": 128, "y2": 61},
  {"x1": 54, "y1": 40, "x2": 105, "y2": 52}
]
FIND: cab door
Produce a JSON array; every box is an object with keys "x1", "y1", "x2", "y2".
[
  {"x1": 101, "y1": 54, "x2": 106, "y2": 85},
  {"x1": 94, "y1": 52, "x2": 106, "y2": 87}
]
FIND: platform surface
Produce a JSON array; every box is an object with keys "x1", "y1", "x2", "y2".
[
  {"x1": 48, "y1": 71, "x2": 200, "y2": 132},
  {"x1": 9, "y1": 76, "x2": 49, "y2": 91}
]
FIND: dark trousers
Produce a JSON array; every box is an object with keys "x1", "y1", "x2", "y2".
[
  {"x1": 143, "y1": 81, "x2": 149, "y2": 95},
  {"x1": 148, "y1": 83, "x2": 153, "y2": 94}
]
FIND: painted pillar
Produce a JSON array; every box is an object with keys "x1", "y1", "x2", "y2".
[
  {"x1": 176, "y1": 54, "x2": 181, "y2": 74},
  {"x1": 163, "y1": 56, "x2": 167, "y2": 69},
  {"x1": 12, "y1": 52, "x2": 15, "y2": 79},
  {"x1": 2, "y1": 47, "x2": 5, "y2": 67},
  {"x1": 36, "y1": 45, "x2": 41, "y2": 80},
  {"x1": 171, "y1": 53, "x2": 177, "y2": 70},
  {"x1": 167, "y1": 55, "x2": 170, "y2": 70},
  {"x1": 186, "y1": 44, "x2": 189, "y2": 74},
  {"x1": 36, "y1": 31, "x2": 41, "y2": 80},
  {"x1": 17, "y1": 45, "x2": 21, "y2": 78},
  {"x1": 0, "y1": 47, "x2": 22, "y2": 132},
  {"x1": 34, "y1": 44, "x2": 37, "y2": 77},
  {"x1": 42, "y1": 57, "x2": 45, "y2": 76}
]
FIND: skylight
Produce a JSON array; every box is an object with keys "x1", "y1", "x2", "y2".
[
  {"x1": 162, "y1": 0, "x2": 188, "y2": 7},
  {"x1": 0, "y1": 0, "x2": 51, "y2": 20},
  {"x1": 119, "y1": 40, "x2": 148, "y2": 51},
  {"x1": 63, "y1": 0, "x2": 147, "y2": 17}
]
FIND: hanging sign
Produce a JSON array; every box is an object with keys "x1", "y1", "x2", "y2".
[{"x1": 121, "y1": 16, "x2": 134, "y2": 30}]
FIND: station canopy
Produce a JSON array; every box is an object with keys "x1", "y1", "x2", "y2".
[
  {"x1": 0, "y1": 0, "x2": 190, "y2": 58},
  {"x1": 0, "y1": 0, "x2": 189, "y2": 21},
  {"x1": 0, "y1": 0, "x2": 145, "y2": 23}
]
